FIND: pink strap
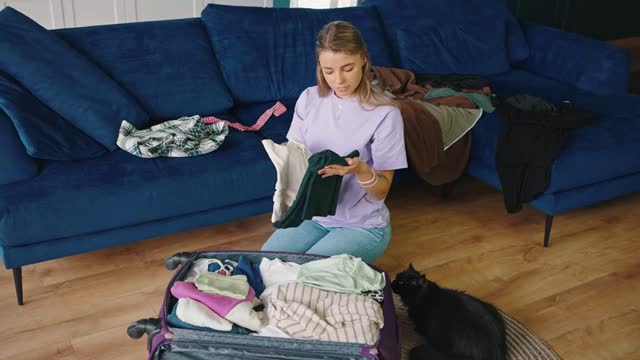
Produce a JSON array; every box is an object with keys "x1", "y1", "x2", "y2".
[{"x1": 203, "y1": 101, "x2": 287, "y2": 131}]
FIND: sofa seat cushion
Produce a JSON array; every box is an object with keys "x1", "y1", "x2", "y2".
[
  {"x1": 201, "y1": 4, "x2": 393, "y2": 104},
  {"x1": 0, "y1": 129, "x2": 276, "y2": 247},
  {"x1": 0, "y1": 7, "x2": 149, "y2": 150},
  {"x1": 469, "y1": 70, "x2": 640, "y2": 194},
  {"x1": 233, "y1": 99, "x2": 298, "y2": 144},
  {"x1": 55, "y1": 18, "x2": 234, "y2": 123}
]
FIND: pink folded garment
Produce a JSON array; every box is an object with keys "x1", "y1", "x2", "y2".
[
  {"x1": 171, "y1": 281, "x2": 264, "y2": 331},
  {"x1": 171, "y1": 281, "x2": 255, "y2": 317}
]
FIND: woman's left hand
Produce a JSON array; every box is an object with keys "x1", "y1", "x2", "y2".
[{"x1": 318, "y1": 157, "x2": 368, "y2": 178}]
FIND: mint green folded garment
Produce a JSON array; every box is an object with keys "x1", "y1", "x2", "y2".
[
  {"x1": 194, "y1": 272, "x2": 250, "y2": 299},
  {"x1": 425, "y1": 87, "x2": 495, "y2": 113},
  {"x1": 418, "y1": 101, "x2": 483, "y2": 150},
  {"x1": 296, "y1": 254, "x2": 385, "y2": 294}
]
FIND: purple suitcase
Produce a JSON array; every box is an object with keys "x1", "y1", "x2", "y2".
[{"x1": 128, "y1": 250, "x2": 401, "y2": 360}]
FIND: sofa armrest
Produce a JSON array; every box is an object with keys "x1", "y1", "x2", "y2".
[{"x1": 516, "y1": 22, "x2": 630, "y2": 95}]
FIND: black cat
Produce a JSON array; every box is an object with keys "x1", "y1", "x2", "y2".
[{"x1": 392, "y1": 264, "x2": 506, "y2": 360}]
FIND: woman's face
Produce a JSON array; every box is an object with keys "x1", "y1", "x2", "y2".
[{"x1": 318, "y1": 50, "x2": 365, "y2": 98}]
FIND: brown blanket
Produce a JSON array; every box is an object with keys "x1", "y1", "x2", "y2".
[{"x1": 370, "y1": 66, "x2": 471, "y2": 185}]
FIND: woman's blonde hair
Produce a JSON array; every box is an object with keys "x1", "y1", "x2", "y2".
[{"x1": 316, "y1": 21, "x2": 395, "y2": 109}]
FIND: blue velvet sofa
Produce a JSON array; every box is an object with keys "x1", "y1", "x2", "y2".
[{"x1": 1, "y1": 0, "x2": 638, "y2": 305}]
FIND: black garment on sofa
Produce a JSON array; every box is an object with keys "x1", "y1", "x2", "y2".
[
  {"x1": 495, "y1": 95, "x2": 596, "y2": 213},
  {"x1": 415, "y1": 73, "x2": 491, "y2": 91},
  {"x1": 273, "y1": 149, "x2": 359, "y2": 229}
]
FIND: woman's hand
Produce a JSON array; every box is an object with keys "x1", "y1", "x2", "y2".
[
  {"x1": 318, "y1": 157, "x2": 369, "y2": 178},
  {"x1": 318, "y1": 157, "x2": 394, "y2": 200}
]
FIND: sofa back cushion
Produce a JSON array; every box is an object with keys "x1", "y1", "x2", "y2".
[
  {"x1": 0, "y1": 111, "x2": 38, "y2": 185},
  {"x1": 201, "y1": 4, "x2": 393, "y2": 104},
  {"x1": 518, "y1": 22, "x2": 630, "y2": 96},
  {"x1": 0, "y1": 72, "x2": 106, "y2": 160},
  {"x1": 0, "y1": 7, "x2": 149, "y2": 150},
  {"x1": 363, "y1": 0, "x2": 529, "y2": 75},
  {"x1": 55, "y1": 18, "x2": 234, "y2": 123}
]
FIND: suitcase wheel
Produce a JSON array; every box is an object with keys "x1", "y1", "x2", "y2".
[
  {"x1": 164, "y1": 252, "x2": 194, "y2": 270},
  {"x1": 127, "y1": 318, "x2": 161, "y2": 339}
]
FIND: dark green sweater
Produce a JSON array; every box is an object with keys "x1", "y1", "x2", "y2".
[{"x1": 273, "y1": 149, "x2": 359, "y2": 229}]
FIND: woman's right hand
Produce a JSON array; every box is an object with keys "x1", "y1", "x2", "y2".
[{"x1": 318, "y1": 157, "x2": 369, "y2": 179}]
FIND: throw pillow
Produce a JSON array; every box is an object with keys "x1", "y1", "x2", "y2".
[
  {"x1": 0, "y1": 111, "x2": 38, "y2": 185},
  {"x1": 0, "y1": 7, "x2": 148, "y2": 150},
  {"x1": 0, "y1": 72, "x2": 106, "y2": 160}
]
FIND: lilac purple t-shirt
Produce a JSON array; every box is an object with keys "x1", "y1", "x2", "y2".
[{"x1": 287, "y1": 86, "x2": 407, "y2": 229}]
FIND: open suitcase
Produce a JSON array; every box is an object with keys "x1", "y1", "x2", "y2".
[{"x1": 128, "y1": 250, "x2": 401, "y2": 360}]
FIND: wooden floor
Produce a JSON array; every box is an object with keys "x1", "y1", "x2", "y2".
[{"x1": 1, "y1": 176, "x2": 638, "y2": 360}]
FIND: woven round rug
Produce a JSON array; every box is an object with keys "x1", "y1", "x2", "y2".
[{"x1": 392, "y1": 294, "x2": 561, "y2": 360}]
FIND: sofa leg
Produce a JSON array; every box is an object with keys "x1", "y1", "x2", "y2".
[
  {"x1": 13, "y1": 267, "x2": 24, "y2": 306},
  {"x1": 544, "y1": 215, "x2": 554, "y2": 248}
]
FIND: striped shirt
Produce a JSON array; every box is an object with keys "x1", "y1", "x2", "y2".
[{"x1": 261, "y1": 281, "x2": 384, "y2": 345}]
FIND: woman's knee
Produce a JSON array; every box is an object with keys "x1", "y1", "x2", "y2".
[
  {"x1": 306, "y1": 225, "x2": 391, "y2": 263},
  {"x1": 359, "y1": 232, "x2": 390, "y2": 263},
  {"x1": 357, "y1": 226, "x2": 391, "y2": 263},
  {"x1": 261, "y1": 220, "x2": 328, "y2": 253}
]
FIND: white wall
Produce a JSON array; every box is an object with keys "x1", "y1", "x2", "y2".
[{"x1": 0, "y1": 0, "x2": 275, "y2": 29}]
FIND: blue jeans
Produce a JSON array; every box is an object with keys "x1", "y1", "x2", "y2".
[{"x1": 261, "y1": 220, "x2": 391, "y2": 263}]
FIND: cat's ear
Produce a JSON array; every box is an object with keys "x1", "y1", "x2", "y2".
[{"x1": 408, "y1": 263, "x2": 416, "y2": 272}]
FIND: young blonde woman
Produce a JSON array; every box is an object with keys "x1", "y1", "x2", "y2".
[{"x1": 261, "y1": 21, "x2": 407, "y2": 263}]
